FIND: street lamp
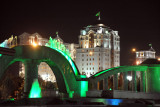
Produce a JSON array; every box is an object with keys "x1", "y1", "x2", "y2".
[
  {"x1": 132, "y1": 48, "x2": 136, "y2": 52},
  {"x1": 131, "y1": 48, "x2": 136, "y2": 65}
]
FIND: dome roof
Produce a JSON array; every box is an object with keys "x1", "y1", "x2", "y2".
[{"x1": 141, "y1": 58, "x2": 160, "y2": 64}]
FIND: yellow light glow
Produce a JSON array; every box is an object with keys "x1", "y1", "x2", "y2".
[
  {"x1": 89, "y1": 51, "x2": 93, "y2": 56},
  {"x1": 158, "y1": 58, "x2": 160, "y2": 61},
  {"x1": 32, "y1": 42, "x2": 37, "y2": 47},
  {"x1": 132, "y1": 48, "x2": 136, "y2": 52},
  {"x1": 136, "y1": 61, "x2": 140, "y2": 65}
]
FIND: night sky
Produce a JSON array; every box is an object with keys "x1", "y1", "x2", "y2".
[{"x1": 0, "y1": 0, "x2": 159, "y2": 65}]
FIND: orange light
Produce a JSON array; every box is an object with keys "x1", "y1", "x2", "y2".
[
  {"x1": 136, "y1": 61, "x2": 140, "y2": 65},
  {"x1": 89, "y1": 51, "x2": 93, "y2": 56},
  {"x1": 158, "y1": 58, "x2": 160, "y2": 61},
  {"x1": 32, "y1": 42, "x2": 37, "y2": 47},
  {"x1": 132, "y1": 48, "x2": 136, "y2": 52}
]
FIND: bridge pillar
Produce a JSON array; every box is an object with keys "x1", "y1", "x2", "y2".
[
  {"x1": 132, "y1": 71, "x2": 137, "y2": 91},
  {"x1": 140, "y1": 71, "x2": 146, "y2": 92},
  {"x1": 23, "y1": 60, "x2": 40, "y2": 98},
  {"x1": 122, "y1": 72, "x2": 128, "y2": 91},
  {"x1": 113, "y1": 74, "x2": 118, "y2": 90},
  {"x1": 103, "y1": 78, "x2": 108, "y2": 90},
  {"x1": 146, "y1": 66, "x2": 160, "y2": 92}
]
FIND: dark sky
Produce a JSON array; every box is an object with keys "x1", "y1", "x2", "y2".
[{"x1": 0, "y1": 0, "x2": 160, "y2": 65}]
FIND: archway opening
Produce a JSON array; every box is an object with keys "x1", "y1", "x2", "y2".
[
  {"x1": 38, "y1": 62, "x2": 58, "y2": 98},
  {"x1": 0, "y1": 62, "x2": 24, "y2": 100}
]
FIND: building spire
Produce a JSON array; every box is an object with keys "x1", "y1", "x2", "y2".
[
  {"x1": 149, "y1": 43, "x2": 155, "y2": 52},
  {"x1": 56, "y1": 31, "x2": 59, "y2": 37},
  {"x1": 96, "y1": 11, "x2": 101, "y2": 20}
]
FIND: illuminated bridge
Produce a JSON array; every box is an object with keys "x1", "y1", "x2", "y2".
[{"x1": 0, "y1": 45, "x2": 160, "y2": 98}]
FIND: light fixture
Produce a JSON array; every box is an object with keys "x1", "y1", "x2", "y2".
[{"x1": 127, "y1": 76, "x2": 132, "y2": 81}]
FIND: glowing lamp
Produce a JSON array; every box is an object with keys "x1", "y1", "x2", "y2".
[
  {"x1": 32, "y1": 42, "x2": 37, "y2": 47},
  {"x1": 89, "y1": 51, "x2": 93, "y2": 56},
  {"x1": 132, "y1": 48, "x2": 136, "y2": 52},
  {"x1": 127, "y1": 76, "x2": 132, "y2": 81},
  {"x1": 136, "y1": 61, "x2": 140, "y2": 65}
]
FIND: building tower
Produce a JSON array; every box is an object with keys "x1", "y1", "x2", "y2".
[
  {"x1": 75, "y1": 20, "x2": 120, "y2": 77},
  {"x1": 136, "y1": 45, "x2": 156, "y2": 65}
]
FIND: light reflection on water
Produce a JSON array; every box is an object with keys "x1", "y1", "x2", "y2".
[{"x1": 91, "y1": 98, "x2": 123, "y2": 105}]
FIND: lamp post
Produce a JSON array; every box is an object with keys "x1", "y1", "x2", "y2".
[{"x1": 131, "y1": 48, "x2": 136, "y2": 65}]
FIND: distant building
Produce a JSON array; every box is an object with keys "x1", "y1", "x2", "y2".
[
  {"x1": 136, "y1": 46, "x2": 156, "y2": 65},
  {"x1": 18, "y1": 32, "x2": 57, "y2": 82},
  {"x1": 18, "y1": 32, "x2": 78, "y2": 82},
  {"x1": 19, "y1": 32, "x2": 48, "y2": 46},
  {"x1": 75, "y1": 20, "x2": 120, "y2": 77}
]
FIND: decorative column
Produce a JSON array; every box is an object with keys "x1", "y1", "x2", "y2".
[
  {"x1": 23, "y1": 60, "x2": 39, "y2": 98},
  {"x1": 122, "y1": 72, "x2": 128, "y2": 91},
  {"x1": 132, "y1": 71, "x2": 137, "y2": 91},
  {"x1": 113, "y1": 74, "x2": 118, "y2": 90},
  {"x1": 103, "y1": 78, "x2": 108, "y2": 90},
  {"x1": 140, "y1": 71, "x2": 146, "y2": 92}
]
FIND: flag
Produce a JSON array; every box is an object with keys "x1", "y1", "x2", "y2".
[
  {"x1": 149, "y1": 44, "x2": 152, "y2": 47},
  {"x1": 96, "y1": 12, "x2": 100, "y2": 17},
  {"x1": 56, "y1": 32, "x2": 58, "y2": 35}
]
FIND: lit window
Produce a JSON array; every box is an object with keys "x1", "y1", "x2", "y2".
[{"x1": 93, "y1": 62, "x2": 94, "y2": 65}]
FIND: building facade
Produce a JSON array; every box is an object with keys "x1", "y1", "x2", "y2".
[
  {"x1": 76, "y1": 21, "x2": 120, "y2": 77},
  {"x1": 136, "y1": 47, "x2": 156, "y2": 65},
  {"x1": 18, "y1": 32, "x2": 78, "y2": 82}
]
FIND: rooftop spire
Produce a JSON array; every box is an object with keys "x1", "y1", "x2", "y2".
[
  {"x1": 149, "y1": 43, "x2": 155, "y2": 52},
  {"x1": 95, "y1": 11, "x2": 101, "y2": 20},
  {"x1": 56, "y1": 31, "x2": 59, "y2": 37}
]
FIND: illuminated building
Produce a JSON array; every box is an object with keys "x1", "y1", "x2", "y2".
[
  {"x1": 18, "y1": 32, "x2": 56, "y2": 82},
  {"x1": 136, "y1": 46, "x2": 156, "y2": 65},
  {"x1": 75, "y1": 20, "x2": 120, "y2": 77},
  {"x1": 18, "y1": 32, "x2": 78, "y2": 82},
  {"x1": 54, "y1": 33, "x2": 79, "y2": 61}
]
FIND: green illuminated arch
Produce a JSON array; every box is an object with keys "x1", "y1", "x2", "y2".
[
  {"x1": 90, "y1": 66, "x2": 148, "y2": 82},
  {"x1": 0, "y1": 45, "x2": 88, "y2": 97}
]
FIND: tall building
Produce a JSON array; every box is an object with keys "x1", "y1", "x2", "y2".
[
  {"x1": 75, "y1": 20, "x2": 120, "y2": 77},
  {"x1": 136, "y1": 46, "x2": 156, "y2": 65}
]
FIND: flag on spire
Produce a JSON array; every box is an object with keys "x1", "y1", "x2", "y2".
[
  {"x1": 149, "y1": 43, "x2": 152, "y2": 47},
  {"x1": 56, "y1": 31, "x2": 58, "y2": 35},
  {"x1": 95, "y1": 12, "x2": 100, "y2": 20},
  {"x1": 96, "y1": 12, "x2": 100, "y2": 17}
]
